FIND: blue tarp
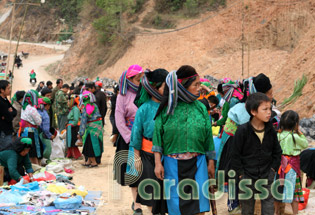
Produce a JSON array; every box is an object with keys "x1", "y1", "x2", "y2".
[{"x1": 0, "y1": 191, "x2": 102, "y2": 214}]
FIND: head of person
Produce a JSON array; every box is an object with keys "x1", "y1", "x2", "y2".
[
  {"x1": 39, "y1": 81, "x2": 45, "y2": 88},
  {"x1": 56, "y1": 79, "x2": 63, "y2": 88},
  {"x1": 208, "y1": 95, "x2": 219, "y2": 110},
  {"x1": 246, "y1": 92, "x2": 272, "y2": 123},
  {"x1": 16, "y1": 91, "x2": 26, "y2": 103},
  {"x1": 253, "y1": 73, "x2": 273, "y2": 100},
  {"x1": 95, "y1": 81, "x2": 103, "y2": 90},
  {"x1": 79, "y1": 91, "x2": 97, "y2": 116},
  {"x1": 69, "y1": 95, "x2": 80, "y2": 109},
  {"x1": 241, "y1": 73, "x2": 273, "y2": 102},
  {"x1": 127, "y1": 65, "x2": 144, "y2": 86},
  {"x1": 22, "y1": 90, "x2": 39, "y2": 110},
  {"x1": 46, "y1": 81, "x2": 53, "y2": 89},
  {"x1": 0, "y1": 80, "x2": 11, "y2": 97},
  {"x1": 41, "y1": 87, "x2": 52, "y2": 99},
  {"x1": 155, "y1": 65, "x2": 200, "y2": 117},
  {"x1": 38, "y1": 97, "x2": 51, "y2": 111},
  {"x1": 78, "y1": 81, "x2": 84, "y2": 89},
  {"x1": 119, "y1": 65, "x2": 143, "y2": 95},
  {"x1": 279, "y1": 110, "x2": 299, "y2": 132},
  {"x1": 61, "y1": 84, "x2": 70, "y2": 93},
  {"x1": 85, "y1": 82, "x2": 96, "y2": 93},
  {"x1": 217, "y1": 83, "x2": 224, "y2": 97},
  {"x1": 177, "y1": 65, "x2": 201, "y2": 96},
  {"x1": 14, "y1": 138, "x2": 32, "y2": 156},
  {"x1": 113, "y1": 84, "x2": 119, "y2": 95},
  {"x1": 134, "y1": 68, "x2": 168, "y2": 107}
]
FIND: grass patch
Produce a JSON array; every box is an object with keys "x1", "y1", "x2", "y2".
[{"x1": 281, "y1": 74, "x2": 308, "y2": 106}]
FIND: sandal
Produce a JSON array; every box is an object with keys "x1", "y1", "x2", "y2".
[
  {"x1": 131, "y1": 202, "x2": 135, "y2": 211},
  {"x1": 81, "y1": 163, "x2": 90, "y2": 167},
  {"x1": 133, "y1": 208, "x2": 143, "y2": 215},
  {"x1": 88, "y1": 164, "x2": 98, "y2": 168}
]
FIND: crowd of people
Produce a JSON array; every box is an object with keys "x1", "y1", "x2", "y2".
[{"x1": 0, "y1": 64, "x2": 312, "y2": 215}]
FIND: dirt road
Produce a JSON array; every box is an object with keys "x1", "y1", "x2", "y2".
[{"x1": 11, "y1": 54, "x2": 64, "y2": 93}]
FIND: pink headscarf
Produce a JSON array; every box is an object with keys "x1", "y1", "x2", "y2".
[
  {"x1": 126, "y1": 65, "x2": 143, "y2": 78},
  {"x1": 200, "y1": 78, "x2": 210, "y2": 83}
]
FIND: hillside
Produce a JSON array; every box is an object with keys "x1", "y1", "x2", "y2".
[
  {"x1": 1, "y1": 0, "x2": 314, "y2": 117},
  {"x1": 56, "y1": 0, "x2": 315, "y2": 117}
]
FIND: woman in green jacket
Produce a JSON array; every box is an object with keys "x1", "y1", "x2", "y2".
[
  {"x1": 153, "y1": 65, "x2": 216, "y2": 215},
  {"x1": 0, "y1": 137, "x2": 34, "y2": 184}
]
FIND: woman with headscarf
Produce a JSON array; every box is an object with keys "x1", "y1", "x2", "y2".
[
  {"x1": 19, "y1": 90, "x2": 42, "y2": 165},
  {"x1": 213, "y1": 79, "x2": 243, "y2": 127},
  {"x1": 0, "y1": 137, "x2": 33, "y2": 184},
  {"x1": 153, "y1": 65, "x2": 216, "y2": 215},
  {"x1": 67, "y1": 95, "x2": 82, "y2": 159},
  {"x1": 215, "y1": 73, "x2": 274, "y2": 214},
  {"x1": 37, "y1": 97, "x2": 55, "y2": 160},
  {"x1": 128, "y1": 69, "x2": 168, "y2": 215},
  {"x1": 114, "y1": 64, "x2": 143, "y2": 214},
  {"x1": 78, "y1": 91, "x2": 103, "y2": 167}
]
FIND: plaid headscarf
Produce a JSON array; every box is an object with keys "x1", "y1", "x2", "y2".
[
  {"x1": 166, "y1": 70, "x2": 199, "y2": 115},
  {"x1": 21, "y1": 90, "x2": 39, "y2": 110}
]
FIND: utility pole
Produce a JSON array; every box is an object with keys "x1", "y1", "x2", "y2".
[{"x1": 5, "y1": 1, "x2": 44, "y2": 99}]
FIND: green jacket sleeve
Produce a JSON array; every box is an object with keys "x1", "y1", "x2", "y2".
[
  {"x1": 216, "y1": 102, "x2": 230, "y2": 126},
  {"x1": 72, "y1": 107, "x2": 80, "y2": 126},
  {"x1": 130, "y1": 108, "x2": 144, "y2": 150},
  {"x1": 152, "y1": 113, "x2": 164, "y2": 153},
  {"x1": 295, "y1": 134, "x2": 308, "y2": 149},
  {"x1": 23, "y1": 154, "x2": 34, "y2": 174},
  {"x1": 7, "y1": 152, "x2": 22, "y2": 181}
]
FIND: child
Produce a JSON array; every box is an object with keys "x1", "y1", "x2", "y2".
[
  {"x1": 66, "y1": 95, "x2": 82, "y2": 159},
  {"x1": 231, "y1": 92, "x2": 282, "y2": 215},
  {"x1": 37, "y1": 97, "x2": 55, "y2": 160},
  {"x1": 274, "y1": 110, "x2": 308, "y2": 215},
  {"x1": 208, "y1": 95, "x2": 220, "y2": 122}
]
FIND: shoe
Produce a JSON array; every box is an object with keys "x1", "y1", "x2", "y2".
[
  {"x1": 133, "y1": 208, "x2": 143, "y2": 215},
  {"x1": 229, "y1": 206, "x2": 242, "y2": 215},
  {"x1": 88, "y1": 164, "x2": 98, "y2": 168},
  {"x1": 81, "y1": 163, "x2": 90, "y2": 167}
]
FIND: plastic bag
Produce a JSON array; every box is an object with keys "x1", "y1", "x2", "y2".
[
  {"x1": 0, "y1": 191, "x2": 24, "y2": 204},
  {"x1": 11, "y1": 181, "x2": 40, "y2": 192},
  {"x1": 53, "y1": 195, "x2": 83, "y2": 209},
  {"x1": 50, "y1": 131, "x2": 66, "y2": 159},
  {"x1": 23, "y1": 171, "x2": 56, "y2": 182}
]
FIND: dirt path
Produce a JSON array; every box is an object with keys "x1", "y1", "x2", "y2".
[
  {"x1": 70, "y1": 116, "x2": 230, "y2": 215},
  {"x1": 11, "y1": 54, "x2": 64, "y2": 93}
]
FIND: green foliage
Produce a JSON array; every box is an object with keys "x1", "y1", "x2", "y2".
[
  {"x1": 282, "y1": 74, "x2": 308, "y2": 106},
  {"x1": 92, "y1": 0, "x2": 146, "y2": 44},
  {"x1": 184, "y1": 0, "x2": 199, "y2": 16},
  {"x1": 47, "y1": 0, "x2": 84, "y2": 26},
  {"x1": 97, "y1": 59, "x2": 105, "y2": 65},
  {"x1": 58, "y1": 27, "x2": 73, "y2": 41}
]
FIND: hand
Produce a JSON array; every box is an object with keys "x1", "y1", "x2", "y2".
[
  {"x1": 50, "y1": 135, "x2": 56, "y2": 140},
  {"x1": 28, "y1": 173, "x2": 34, "y2": 182},
  {"x1": 8, "y1": 107, "x2": 13, "y2": 112},
  {"x1": 23, "y1": 179, "x2": 30, "y2": 184},
  {"x1": 207, "y1": 160, "x2": 215, "y2": 179},
  {"x1": 200, "y1": 85, "x2": 211, "y2": 93},
  {"x1": 154, "y1": 163, "x2": 164, "y2": 180}
]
